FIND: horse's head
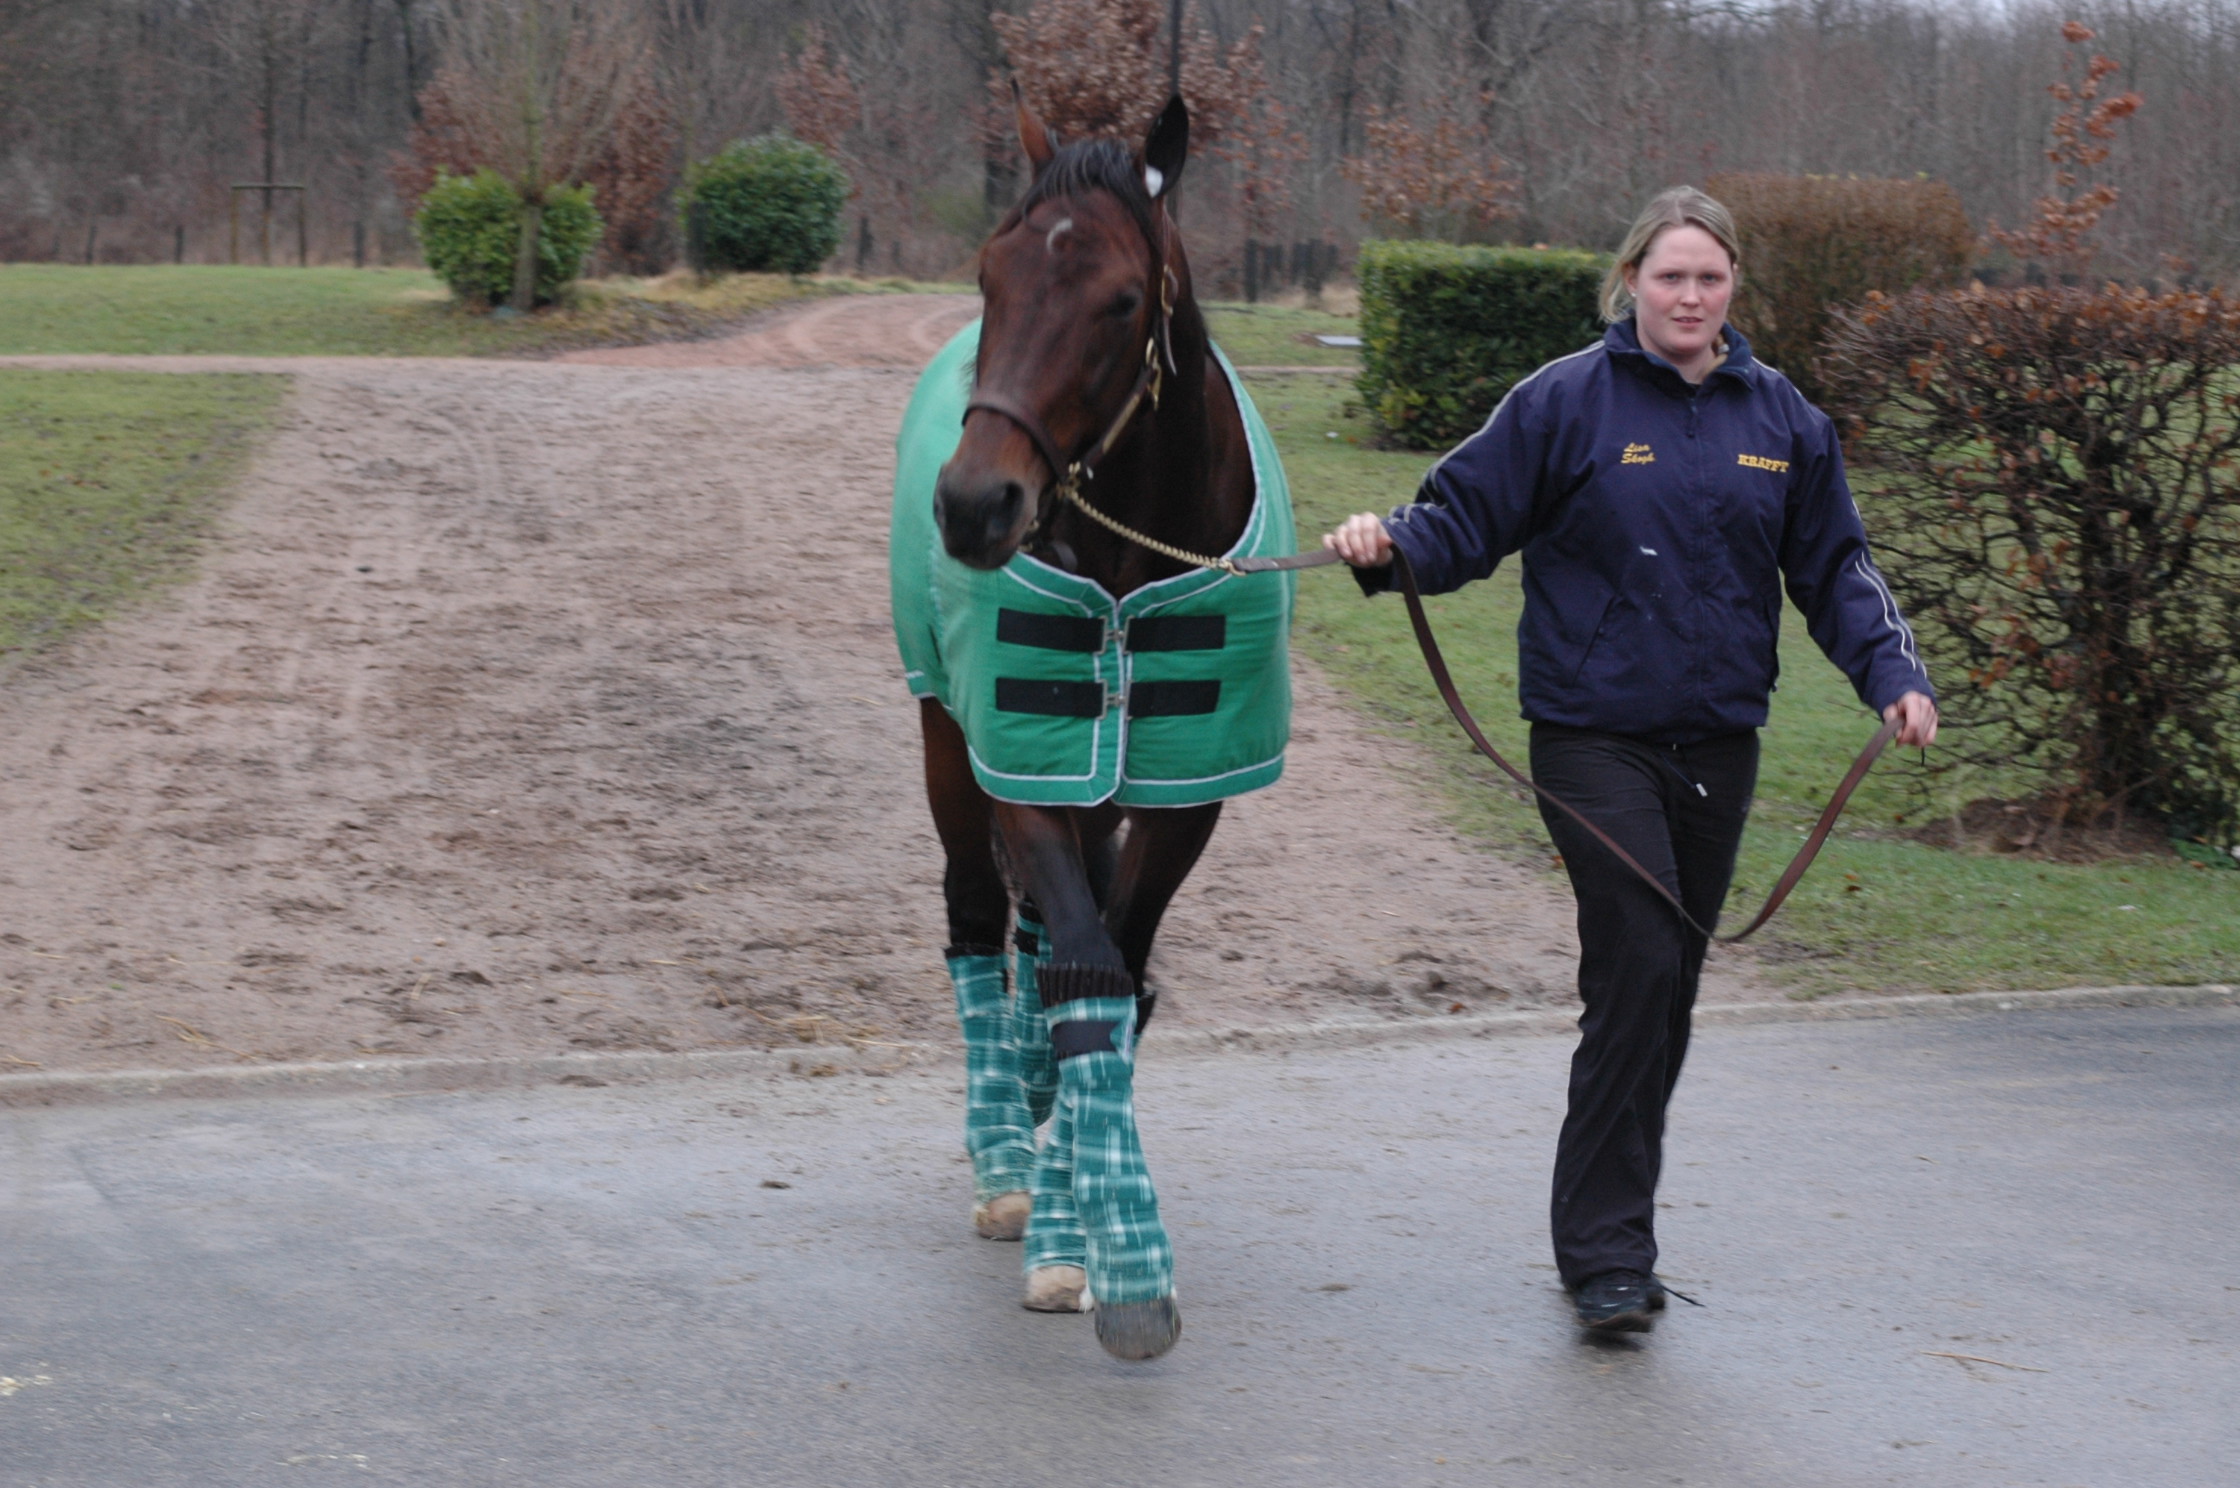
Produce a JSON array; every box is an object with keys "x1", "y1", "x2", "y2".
[{"x1": 935, "y1": 92, "x2": 1191, "y2": 570}]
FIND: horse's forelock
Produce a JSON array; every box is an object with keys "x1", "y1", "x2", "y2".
[{"x1": 997, "y1": 138, "x2": 1158, "y2": 254}]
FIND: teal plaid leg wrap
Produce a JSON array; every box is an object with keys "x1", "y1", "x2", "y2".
[
  {"x1": 946, "y1": 947, "x2": 1034, "y2": 1202},
  {"x1": 1012, "y1": 918, "x2": 1058, "y2": 1128},
  {"x1": 1040, "y1": 964, "x2": 1174, "y2": 1308},
  {"x1": 1023, "y1": 1080, "x2": 1086, "y2": 1276}
]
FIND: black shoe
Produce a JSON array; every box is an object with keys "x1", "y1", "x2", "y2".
[{"x1": 1574, "y1": 1269, "x2": 1659, "y2": 1333}]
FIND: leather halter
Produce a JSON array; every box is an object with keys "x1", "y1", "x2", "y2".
[{"x1": 960, "y1": 208, "x2": 1179, "y2": 543}]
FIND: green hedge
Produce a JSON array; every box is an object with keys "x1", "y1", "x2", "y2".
[
  {"x1": 414, "y1": 169, "x2": 601, "y2": 308},
  {"x1": 1356, "y1": 241, "x2": 1608, "y2": 450},
  {"x1": 682, "y1": 136, "x2": 848, "y2": 275}
]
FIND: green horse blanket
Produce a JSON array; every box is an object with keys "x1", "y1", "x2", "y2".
[{"x1": 890, "y1": 322, "x2": 1296, "y2": 808}]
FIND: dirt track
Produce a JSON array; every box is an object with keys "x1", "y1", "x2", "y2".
[{"x1": 0, "y1": 297, "x2": 1773, "y2": 1074}]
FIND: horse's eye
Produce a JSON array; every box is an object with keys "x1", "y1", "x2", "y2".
[{"x1": 1108, "y1": 291, "x2": 1143, "y2": 319}]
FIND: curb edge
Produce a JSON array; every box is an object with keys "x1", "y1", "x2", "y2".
[{"x1": 2, "y1": 982, "x2": 2231, "y2": 1109}]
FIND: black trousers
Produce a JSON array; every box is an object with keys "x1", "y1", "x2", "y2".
[{"x1": 1528, "y1": 722, "x2": 1760, "y2": 1288}]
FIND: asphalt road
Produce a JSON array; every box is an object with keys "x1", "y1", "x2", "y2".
[{"x1": 4, "y1": 1006, "x2": 2235, "y2": 1487}]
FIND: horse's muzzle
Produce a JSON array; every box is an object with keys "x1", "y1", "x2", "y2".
[{"x1": 934, "y1": 467, "x2": 1037, "y2": 570}]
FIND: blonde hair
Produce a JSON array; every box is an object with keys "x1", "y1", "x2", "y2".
[{"x1": 1599, "y1": 186, "x2": 1742, "y2": 322}]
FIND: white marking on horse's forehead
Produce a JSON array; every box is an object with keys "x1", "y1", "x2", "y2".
[{"x1": 1044, "y1": 217, "x2": 1075, "y2": 252}]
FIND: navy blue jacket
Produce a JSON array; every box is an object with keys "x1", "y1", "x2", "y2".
[{"x1": 1363, "y1": 319, "x2": 1933, "y2": 744}]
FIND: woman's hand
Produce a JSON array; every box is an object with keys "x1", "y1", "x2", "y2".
[
  {"x1": 1323, "y1": 512, "x2": 1394, "y2": 569},
  {"x1": 1883, "y1": 690, "x2": 1938, "y2": 748}
]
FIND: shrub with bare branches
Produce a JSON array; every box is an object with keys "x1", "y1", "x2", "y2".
[
  {"x1": 1824, "y1": 284, "x2": 2240, "y2": 850},
  {"x1": 1708, "y1": 172, "x2": 1973, "y2": 404}
]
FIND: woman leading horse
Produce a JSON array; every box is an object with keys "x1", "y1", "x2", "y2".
[{"x1": 1325, "y1": 186, "x2": 1938, "y2": 1334}]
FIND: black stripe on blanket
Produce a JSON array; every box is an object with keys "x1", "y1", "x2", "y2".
[
  {"x1": 1125, "y1": 614, "x2": 1226, "y2": 652},
  {"x1": 998, "y1": 608, "x2": 1106, "y2": 653},
  {"x1": 1127, "y1": 680, "x2": 1221, "y2": 717},
  {"x1": 995, "y1": 677, "x2": 1107, "y2": 717}
]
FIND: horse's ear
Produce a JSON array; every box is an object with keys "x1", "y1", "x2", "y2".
[
  {"x1": 1141, "y1": 93, "x2": 1188, "y2": 200},
  {"x1": 1012, "y1": 80, "x2": 1057, "y2": 175}
]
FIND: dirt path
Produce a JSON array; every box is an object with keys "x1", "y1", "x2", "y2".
[{"x1": 0, "y1": 298, "x2": 1773, "y2": 1074}]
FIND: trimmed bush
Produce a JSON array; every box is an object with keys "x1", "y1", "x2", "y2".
[
  {"x1": 682, "y1": 136, "x2": 848, "y2": 275},
  {"x1": 414, "y1": 169, "x2": 601, "y2": 308},
  {"x1": 1356, "y1": 240, "x2": 1606, "y2": 450},
  {"x1": 1707, "y1": 172, "x2": 1972, "y2": 404}
]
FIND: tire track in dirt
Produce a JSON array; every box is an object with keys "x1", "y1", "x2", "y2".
[{"x1": 0, "y1": 298, "x2": 1772, "y2": 1073}]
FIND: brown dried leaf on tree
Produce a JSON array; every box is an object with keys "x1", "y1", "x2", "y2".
[
  {"x1": 994, "y1": 0, "x2": 1226, "y2": 142},
  {"x1": 1340, "y1": 94, "x2": 1517, "y2": 243},
  {"x1": 776, "y1": 24, "x2": 861, "y2": 163},
  {"x1": 987, "y1": 0, "x2": 1296, "y2": 226},
  {"x1": 1986, "y1": 20, "x2": 2143, "y2": 274},
  {"x1": 1218, "y1": 30, "x2": 1305, "y2": 236}
]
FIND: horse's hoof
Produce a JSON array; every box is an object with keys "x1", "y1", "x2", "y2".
[
  {"x1": 1022, "y1": 1265, "x2": 1087, "y2": 1312},
  {"x1": 973, "y1": 1191, "x2": 1031, "y2": 1241},
  {"x1": 1093, "y1": 1295, "x2": 1181, "y2": 1360}
]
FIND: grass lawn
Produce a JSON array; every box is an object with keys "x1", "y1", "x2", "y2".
[
  {"x1": 1203, "y1": 301, "x2": 1362, "y2": 369},
  {"x1": 1244, "y1": 370, "x2": 2240, "y2": 997},
  {"x1": 0, "y1": 264, "x2": 835, "y2": 357},
  {"x1": 0, "y1": 370, "x2": 285, "y2": 657}
]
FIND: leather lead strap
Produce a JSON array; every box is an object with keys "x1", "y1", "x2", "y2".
[
  {"x1": 1388, "y1": 548, "x2": 1900, "y2": 944},
  {"x1": 954, "y1": 191, "x2": 1893, "y2": 941}
]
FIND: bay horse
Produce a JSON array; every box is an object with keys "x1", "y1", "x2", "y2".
[{"x1": 893, "y1": 93, "x2": 1285, "y2": 1361}]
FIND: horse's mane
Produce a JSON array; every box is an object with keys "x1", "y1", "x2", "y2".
[{"x1": 996, "y1": 137, "x2": 1158, "y2": 250}]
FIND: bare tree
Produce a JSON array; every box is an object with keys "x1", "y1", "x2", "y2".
[
  {"x1": 206, "y1": 0, "x2": 324, "y2": 262},
  {"x1": 429, "y1": 0, "x2": 650, "y2": 309}
]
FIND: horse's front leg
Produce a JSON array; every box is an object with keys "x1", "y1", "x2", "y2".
[
  {"x1": 919, "y1": 700, "x2": 1035, "y2": 1241},
  {"x1": 994, "y1": 800, "x2": 1182, "y2": 1360}
]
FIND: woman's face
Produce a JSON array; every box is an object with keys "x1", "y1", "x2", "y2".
[{"x1": 1623, "y1": 225, "x2": 1734, "y2": 376}]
